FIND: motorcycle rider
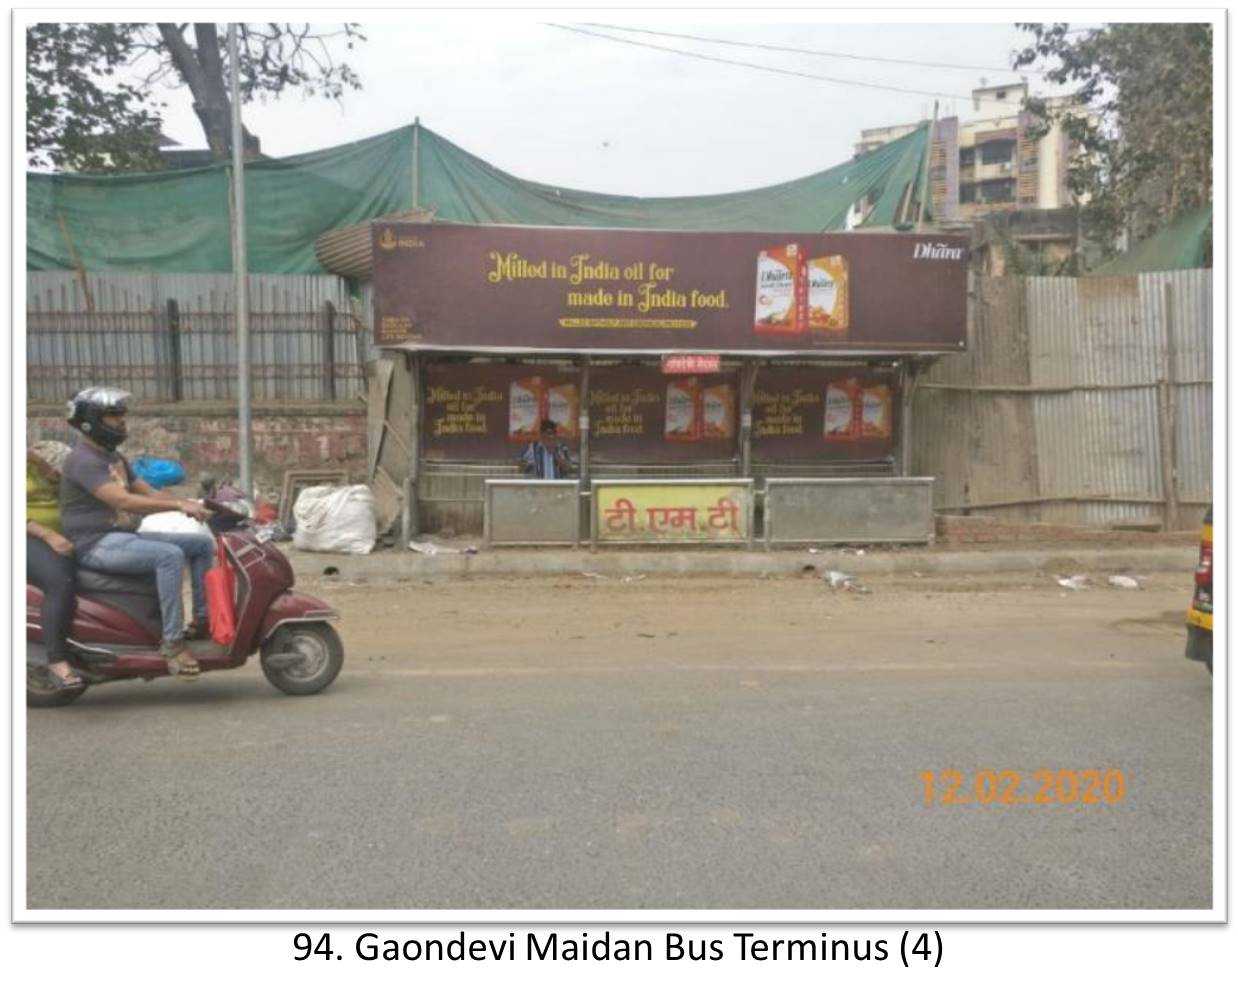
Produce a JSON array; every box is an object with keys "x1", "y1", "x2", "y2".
[{"x1": 60, "y1": 387, "x2": 214, "y2": 680}]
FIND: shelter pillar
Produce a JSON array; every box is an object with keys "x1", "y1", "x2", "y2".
[
  {"x1": 739, "y1": 359, "x2": 758, "y2": 478},
  {"x1": 403, "y1": 351, "x2": 422, "y2": 545}
]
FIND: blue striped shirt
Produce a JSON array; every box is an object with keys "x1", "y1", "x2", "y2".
[{"x1": 521, "y1": 441, "x2": 572, "y2": 480}]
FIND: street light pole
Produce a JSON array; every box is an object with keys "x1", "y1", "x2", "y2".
[{"x1": 229, "y1": 23, "x2": 253, "y2": 496}]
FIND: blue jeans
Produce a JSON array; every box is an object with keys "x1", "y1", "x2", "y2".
[{"x1": 78, "y1": 531, "x2": 216, "y2": 644}]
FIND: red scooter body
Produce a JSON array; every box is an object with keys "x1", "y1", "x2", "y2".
[{"x1": 27, "y1": 511, "x2": 343, "y2": 703}]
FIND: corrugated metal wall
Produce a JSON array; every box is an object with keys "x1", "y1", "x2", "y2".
[
  {"x1": 351, "y1": 280, "x2": 382, "y2": 371},
  {"x1": 912, "y1": 275, "x2": 1040, "y2": 522},
  {"x1": 913, "y1": 270, "x2": 1212, "y2": 529},
  {"x1": 26, "y1": 272, "x2": 370, "y2": 403}
]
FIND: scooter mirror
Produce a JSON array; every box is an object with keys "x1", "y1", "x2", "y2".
[{"x1": 202, "y1": 498, "x2": 248, "y2": 532}]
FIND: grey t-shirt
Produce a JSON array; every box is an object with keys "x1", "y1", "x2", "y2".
[{"x1": 60, "y1": 443, "x2": 140, "y2": 553}]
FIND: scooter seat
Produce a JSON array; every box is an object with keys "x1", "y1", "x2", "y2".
[{"x1": 74, "y1": 568, "x2": 159, "y2": 597}]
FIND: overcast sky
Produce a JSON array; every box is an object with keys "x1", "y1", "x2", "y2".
[{"x1": 136, "y1": 15, "x2": 1078, "y2": 197}]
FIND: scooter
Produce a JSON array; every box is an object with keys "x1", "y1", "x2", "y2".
[{"x1": 26, "y1": 500, "x2": 343, "y2": 707}]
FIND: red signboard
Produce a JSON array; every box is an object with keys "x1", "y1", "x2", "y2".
[
  {"x1": 373, "y1": 223, "x2": 968, "y2": 354},
  {"x1": 661, "y1": 354, "x2": 722, "y2": 375}
]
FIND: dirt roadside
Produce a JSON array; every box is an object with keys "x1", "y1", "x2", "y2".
[{"x1": 301, "y1": 570, "x2": 1195, "y2": 668}]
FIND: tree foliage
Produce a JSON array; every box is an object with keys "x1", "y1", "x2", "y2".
[
  {"x1": 1013, "y1": 23, "x2": 1212, "y2": 254},
  {"x1": 27, "y1": 22, "x2": 365, "y2": 173},
  {"x1": 27, "y1": 23, "x2": 168, "y2": 173}
]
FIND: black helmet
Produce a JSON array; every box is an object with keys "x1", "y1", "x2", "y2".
[{"x1": 67, "y1": 386, "x2": 131, "y2": 451}]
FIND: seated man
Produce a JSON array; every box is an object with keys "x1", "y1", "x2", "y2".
[
  {"x1": 59, "y1": 387, "x2": 214, "y2": 680},
  {"x1": 520, "y1": 418, "x2": 575, "y2": 480}
]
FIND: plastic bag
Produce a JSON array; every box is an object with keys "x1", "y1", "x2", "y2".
[
  {"x1": 138, "y1": 510, "x2": 212, "y2": 538},
  {"x1": 207, "y1": 480, "x2": 247, "y2": 504},
  {"x1": 132, "y1": 455, "x2": 186, "y2": 489},
  {"x1": 254, "y1": 497, "x2": 278, "y2": 524},
  {"x1": 292, "y1": 485, "x2": 376, "y2": 555},
  {"x1": 204, "y1": 537, "x2": 236, "y2": 645}
]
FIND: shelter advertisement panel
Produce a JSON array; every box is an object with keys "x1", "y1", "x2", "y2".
[
  {"x1": 593, "y1": 480, "x2": 753, "y2": 545},
  {"x1": 589, "y1": 365, "x2": 739, "y2": 463},
  {"x1": 373, "y1": 223, "x2": 968, "y2": 353},
  {"x1": 751, "y1": 366, "x2": 899, "y2": 463},
  {"x1": 422, "y1": 362, "x2": 580, "y2": 461}
]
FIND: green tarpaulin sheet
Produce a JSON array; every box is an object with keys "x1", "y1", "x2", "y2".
[
  {"x1": 27, "y1": 121, "x2": 930, "y2": 274},
  {"x1": 1092, "y1": 203, "x2": 1212, "y2": 274}
]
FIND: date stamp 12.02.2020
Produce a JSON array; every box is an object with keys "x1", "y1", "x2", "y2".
[{"x1": 920, "y1": 769, "x2": 1127, "y2": 806}]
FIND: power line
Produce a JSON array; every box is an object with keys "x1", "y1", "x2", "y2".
[
  {"x1": 582, "y1": 22, "x2": 1047, "y2": 76},
  {"x1": 546, "y1": 24, "x2": 1031, "y2": 107}
]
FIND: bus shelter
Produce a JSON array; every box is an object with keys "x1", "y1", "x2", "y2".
[{"x1": 367, "y1": 222, "x2": 967, "y2": 547}]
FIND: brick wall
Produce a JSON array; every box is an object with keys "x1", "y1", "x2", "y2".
[
  {"x1": 936, "y1": 514, "x2": 1194, "y2": 546},
  {"x1": 27, "y1": 402, "x2": 367, "y2": 499}
]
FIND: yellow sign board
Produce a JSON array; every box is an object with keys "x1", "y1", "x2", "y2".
[{"x1": 593, "y1": 480, "x2": 752, "y2": 545}]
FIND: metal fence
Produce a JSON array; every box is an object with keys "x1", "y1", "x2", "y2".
[
  {"x1": 763, "y1": 477, "x2": 935, "y2": 547},
  {"x1": 913, "y1": 270, "x2": 1213, "y2": 530},
  {"x1": 26, "y1": 272, "x2": 374, "y2": 403}
]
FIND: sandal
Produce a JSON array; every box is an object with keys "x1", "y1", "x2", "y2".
[
  {"x1": 161, "y1": 642, "x2": 201, "y2": 681},
  {"x1": 183, "y1": 618, "x2": 211, "y2": 641},
  {"x1": 46, "y1": 662, "x2": 85, "y2": 691}
]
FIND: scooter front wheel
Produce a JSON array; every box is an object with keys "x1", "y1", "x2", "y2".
[
  {"x1": 26, "y1": 643, "x2": 88, "y2": 708},
  {"x1": 259, "y1": 623, "x2": 343, "y2": 695}
]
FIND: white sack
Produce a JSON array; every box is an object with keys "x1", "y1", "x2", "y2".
[
  {"x1": 293, "y1": 484, "x2": 376, "y2": 555},
  {"x1": 139, "y1": 510, "x2": 212, "y2": 538}
]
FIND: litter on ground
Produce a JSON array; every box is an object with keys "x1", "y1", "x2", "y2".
[
  {"x1": 409, "y1": 541, "x2": 478, "y2": 555},
  {"x1": 826, "y1": 570, "x2": 872, "y2": 594},
  {"x1": 1056, "y1": 575, "x2": 1090, "y2": 591}
]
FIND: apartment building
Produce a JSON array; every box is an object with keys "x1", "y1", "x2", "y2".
[
  {"x1": 856, "y1": 82, "x2": 1089, "y2": 217},
  {"x1": 853, "y1": 82, "x2": 1087, "y2": 272}
]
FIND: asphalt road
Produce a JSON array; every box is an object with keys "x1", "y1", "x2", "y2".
[{"x1": 25, "y1": 573, "x2": 1213, "y2": 911}]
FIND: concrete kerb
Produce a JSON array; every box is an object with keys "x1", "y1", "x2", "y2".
[{"x1": 288, "y1": 544, "x2": 1198, "y2": 582}]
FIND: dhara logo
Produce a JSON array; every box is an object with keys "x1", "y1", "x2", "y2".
[{"x1": 913, "y1": 242, "x2": 965, "y2": 261}]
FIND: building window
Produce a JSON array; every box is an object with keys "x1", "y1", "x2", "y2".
[
  {"x1": 979, "y1": 178, "x2": 1016, "y2": 202},
  {"x1": 980, "y1": 139, "x2": 1016, "y2": 164},
  {"x1": 959, "y1": 147, "x2": 975, "y2": 167},
  {"x1": 960, "y1": 183, "x2": 977, "y2": 204}
]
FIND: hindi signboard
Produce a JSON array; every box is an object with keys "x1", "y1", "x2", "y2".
[
  {"x1": 592, "y1": 479, "x2": 754, "y2": 548},
  {"x1": 373, "y1": 223, "x2": 968, "y2": 354},
  {"x1": 661, "y1": 354, "x2": 722, "y2": 375}
]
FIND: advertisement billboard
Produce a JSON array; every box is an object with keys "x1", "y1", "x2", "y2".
[{"x1": 373, "y1": 223, "x2": 968, "y2": 354}]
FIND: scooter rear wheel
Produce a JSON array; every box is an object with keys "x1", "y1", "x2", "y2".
[
  {"x1": 259, "y1": 623, "x2": 343, "y2": 695},
  {"x1": 26, "y1": 643, "x2": 88, "y2": 708}
]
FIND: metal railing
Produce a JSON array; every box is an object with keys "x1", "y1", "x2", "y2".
[{"x1": 26, "y1": 272, "x2": 372, "y2": 403}]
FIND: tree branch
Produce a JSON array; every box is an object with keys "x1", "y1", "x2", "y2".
[{"x1": 157, "y1": 23, "x2": 210, "y2": 102}]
